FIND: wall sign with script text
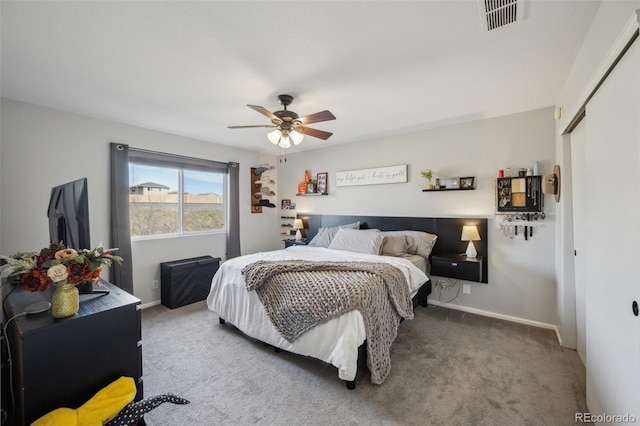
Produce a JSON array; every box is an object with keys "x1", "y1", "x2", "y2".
[{"x1": 335, "y1": 164, "x2": 407, "y2": 187}]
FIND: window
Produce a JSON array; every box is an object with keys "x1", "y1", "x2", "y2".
[
  {"x1": 129, "y1": 156, "x2": 226, "y2": 238},
  {"x1": 183, "y1": 169, "x2": 225, "y2": 233}
]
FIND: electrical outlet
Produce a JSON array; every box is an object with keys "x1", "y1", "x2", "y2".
[
  {"x1": 152, "y1": 280, "x2": 159, "y2": 289},
  {"x1": 463, "y1": 283, "x2": 471, "y2": 295}
]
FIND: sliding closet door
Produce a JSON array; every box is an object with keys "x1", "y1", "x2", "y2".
[
  {"x1": 584, "y1": 39, "x2": 640, "y2": 416},
  {"x1": 570, "y1": 121, "x2": 587, "y2": 366}
]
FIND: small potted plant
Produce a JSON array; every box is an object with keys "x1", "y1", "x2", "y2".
[{"x1": 421, "y1": 169, "x2": 434, "y2": 190}]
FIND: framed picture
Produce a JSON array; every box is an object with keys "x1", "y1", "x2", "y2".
[
  {"x1": 439, "y1": 178, "x2": 459, "y2": 189},
  {"x1": 460, "y1": 176, "x2": 475, "y2": 189},
  {"x1": 281, "y1": 199, "x2": 292, "y2": 209},
  {"x1": 316, "y1": 172, "x2": 328, "y2": 194}
]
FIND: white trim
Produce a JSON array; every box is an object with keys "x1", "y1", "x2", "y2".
[
  {"x1": 140, "y1": 300, "x2": 161, "y2": 309},
  {"x1": 561, "y1": 11, "x2": 639, "y2": 134},
  {"x1": 427, "y1": 299, "x2": 563, "y2": 345}
]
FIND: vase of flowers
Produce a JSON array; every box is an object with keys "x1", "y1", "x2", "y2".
[{"x1": 1, "y1": 243, "x2": 122, "y2": 319}]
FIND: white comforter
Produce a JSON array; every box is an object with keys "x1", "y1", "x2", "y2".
[{"x1": 206, "y1": 246, "x2": 429, "y2": 381}]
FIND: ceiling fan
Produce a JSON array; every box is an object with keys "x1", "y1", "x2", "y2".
[{"x1": 228, "y1": 94, "x2": 336, "y2": 148}]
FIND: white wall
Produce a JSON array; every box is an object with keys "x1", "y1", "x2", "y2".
[
  {"x1": 279, "y1": 107, "x2": 558, "y2": 326},
  {"x1": 0, "y1": 99, "x2": 277, "y2": 304}
]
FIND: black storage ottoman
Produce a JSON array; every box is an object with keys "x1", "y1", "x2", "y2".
[{"x1": 160, "y1": 256, "x2": 221, "y2": 309}]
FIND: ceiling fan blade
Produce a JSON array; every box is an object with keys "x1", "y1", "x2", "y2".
[
  {"x1": 298, "y1": 126, "x2": 333, "y2": 140},
  {"x1": 247, "y1": 105, "x2": 280, "y2": 122},
  {"x1": 297, "y1": 110, "x2": 336, "y2": 125},
  {"x1": 228, "y1": 124, "x2": 277, "y2": 129}
]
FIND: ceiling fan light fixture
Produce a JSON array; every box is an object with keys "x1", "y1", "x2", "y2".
[
  {"x1": 290, "y1": 129, "x2": 304, "y2": 145},
  {"x1": 278, "y1": 133, "x2": 292, "y2": 148},
  {"x1": 267, "y1": 129, "x2": 281, "y2": 145},
  {"x1": 230, "y1": 94, "x2": 334, "y2": 148}
]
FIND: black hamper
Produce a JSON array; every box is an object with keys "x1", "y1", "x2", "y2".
[{"x1": 160, "y1": 256, "x2": 221, "y2": 309}]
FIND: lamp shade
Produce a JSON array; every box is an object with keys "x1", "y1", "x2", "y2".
[
  {"x1": 461, "y1": 225, "x2": 481, "y2": 241},
  {"x1": 461, "y1": 225, "x2": 480, "y2": 258},
  {"x1": 294, "y1": 219, "x2": 304, "y2": 241},
  {"x1": 267, "y1": 128, "x2": 304, "y2": 148},
  {"x1": 267, "y1": 129, "x2": 281, "y2": 145},
  {"x1": 290, "y1": 129, "x2": 304, "y2": 145},
  {"x1": 279, "y1": 135, "x2": 292, "y2": 148}
]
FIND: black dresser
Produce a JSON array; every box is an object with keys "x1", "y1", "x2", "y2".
[{"x1": 2, "y1": 280, "x2": 143, "y2": 425}]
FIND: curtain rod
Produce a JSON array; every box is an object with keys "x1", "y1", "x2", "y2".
[{"x1": 128, "y1": 146, "x2": 237, "y2": 168}]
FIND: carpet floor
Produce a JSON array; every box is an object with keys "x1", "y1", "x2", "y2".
[{"x1": 140, "y1": 301, "x2": 587, "y2": 425}]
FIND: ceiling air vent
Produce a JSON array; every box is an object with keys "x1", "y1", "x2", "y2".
[{"x1": 479, "y1": 0, "x2": 523, "y2": 32}]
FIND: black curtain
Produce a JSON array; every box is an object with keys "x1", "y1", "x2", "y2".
[{"x1": 109, "y1": 143, "x2": 134, "y2": 293}]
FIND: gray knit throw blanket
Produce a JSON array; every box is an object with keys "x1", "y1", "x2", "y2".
[{"x1": 242, "y1": 260, "x2": 414, "y2": 384}]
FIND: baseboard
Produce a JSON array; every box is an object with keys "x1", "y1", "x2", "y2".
[
  {"x1": 140, "y1": 300, "x2": 161, "y2": 309},
  {"x1": 426, "y1": 299, "x2": 561, "y2": 344}
]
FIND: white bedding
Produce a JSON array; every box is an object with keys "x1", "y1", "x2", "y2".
[{"x1": 206, "y1": 245, "x2": 429, "y2": 382}]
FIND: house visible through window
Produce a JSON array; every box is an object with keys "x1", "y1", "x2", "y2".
[{"x1": 129, "y1": 162, "x2": 226, "y2": 238}]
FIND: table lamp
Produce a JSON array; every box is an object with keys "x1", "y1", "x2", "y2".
[
  {"x1": 461, "y1": 225, "x2": 480, "y2": 258},
  {"x1": 294, "y1": 219, "x2": 304, "y2": 241}
]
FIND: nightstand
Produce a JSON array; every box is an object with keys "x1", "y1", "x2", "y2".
[
  {"x1": 284, "y1": 239, "x2": 308, "y2": 248},
  {"x1": 431, "y1": 253, "x2": 484, "y2": 283}
]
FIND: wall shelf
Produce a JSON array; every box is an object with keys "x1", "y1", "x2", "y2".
[
  {"x1": 251, "y1": 167, "x2": 262, "y2": 214},
  {"x1": 251, "y1": 167, "x2": 276, "y2": 213},
  {"x1": 422, "y1": 187, "x2": 475, "y2": 192},
  {"x1": 296, "y1": 192, "x2": 328, "y2": 196}
]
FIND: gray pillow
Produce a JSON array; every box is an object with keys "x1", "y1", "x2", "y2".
[
  {"x1": 381, "y1": 230, "x2": 438, "y2": 259},
  {"x1": 381, "y1": 233, "x2": 409, "y2": 256},
  {"x1": 307, "y1": 221, "x2": 360, "y2": 248}
]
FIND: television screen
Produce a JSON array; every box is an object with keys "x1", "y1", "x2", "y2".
[{"x1": 48, "y1": 177, "x2": 91, "y2": 250}]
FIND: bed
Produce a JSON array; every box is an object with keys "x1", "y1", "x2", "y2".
[{"x1": 207, "y1": 215, "x2": 487, "y2": 388}]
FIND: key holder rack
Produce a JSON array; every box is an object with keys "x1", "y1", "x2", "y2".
[{"x1": 497, "y1": 212, "x2": 547, "y2": 241}]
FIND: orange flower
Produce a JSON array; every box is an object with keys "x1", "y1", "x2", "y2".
[
  {"x1": 65, "y1": 260, "x2": 93, "y2": 285},
  {"x1": 19, "y1": 269, "x2": 50, "y2": 292}
]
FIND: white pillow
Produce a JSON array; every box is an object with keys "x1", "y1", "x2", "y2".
[
  {"x1": 381, "y1": 230, "x2": 438, "y2": 259},
  {"x1": 328, "y1": 229, "x2": 384, "y2": 255},
  {"x1": 307, "y1": 221, "x2": 360, "y2": 248}
]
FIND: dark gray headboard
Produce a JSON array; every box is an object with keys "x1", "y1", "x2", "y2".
[{"x1": 297, "y1": 214, "x2": 488, "y2": 281}]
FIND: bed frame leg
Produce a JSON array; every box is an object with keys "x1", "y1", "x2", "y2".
[
  {"x1": 219, "y1": 318, "x2": 225, "y2": 324},
  {"x1": 346, "y1": 380, "x2": 356, "y2": 390}
]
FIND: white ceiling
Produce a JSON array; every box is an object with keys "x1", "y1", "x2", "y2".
[{"x1": 1, "y1": 1, "x2": 601, "y2": 155}]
